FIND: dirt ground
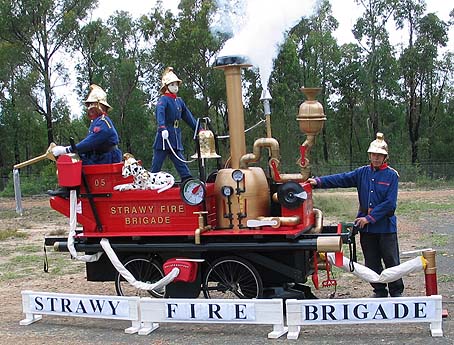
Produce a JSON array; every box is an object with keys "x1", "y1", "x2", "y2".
[{"x1": 0, "y1": 189, "x2": 453, "y2": 344}]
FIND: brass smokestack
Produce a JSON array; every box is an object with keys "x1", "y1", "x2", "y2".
[{"x1": 214, "y1": 56, "x2": 251, "y2": 169}]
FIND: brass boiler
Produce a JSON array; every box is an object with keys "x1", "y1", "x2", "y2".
[
  {"x1": 214, "y1": 168, "x2": 270, "y2": 229},
  {"x1": 214, "y1": 56, "x2": 270, "y2": 229}
]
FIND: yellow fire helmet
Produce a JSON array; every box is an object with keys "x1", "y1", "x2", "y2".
[
  {"x1": 367, "y1": 132, "x2": 388, "y2": 156},
  {"x1": 85, "y1": 84, "x2": 112, "y2": 110},
  {"x1": 160, "y1": 67, "x2": 182, "y2": 93}
]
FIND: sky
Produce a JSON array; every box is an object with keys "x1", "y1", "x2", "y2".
[
  {"x1": 65, "y1": 0, "x2": 452, "y2": 116},
  {"x1": 92, "y1": 0, "x2": 453, "y2": 45}
]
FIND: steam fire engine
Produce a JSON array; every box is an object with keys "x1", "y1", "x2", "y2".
[{"x1": 43, "y1": 55, "x2": 357, "y2": 299}]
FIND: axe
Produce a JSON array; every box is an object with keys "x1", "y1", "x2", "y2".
[{"x1": 13, "y1": 142, "x2": 57, "y2": 169}]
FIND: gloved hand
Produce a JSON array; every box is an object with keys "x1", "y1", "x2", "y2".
[
  {"x1": 52, "y1": 146, "x2": 69, "y2": 157},
  {"x1": 161, "y1": 129, "x2": 169, "y2": 140}
]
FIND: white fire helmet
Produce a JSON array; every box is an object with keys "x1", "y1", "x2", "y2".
[
  {"x1": 160, "y1": 67, "x2": 182, "y2": 93},
  {"x1": 85, "y1": 84, "x2": 112, "y2": 110},
  {"x1": 367, "y1": 132, "x2": 388, "y2": 156}
]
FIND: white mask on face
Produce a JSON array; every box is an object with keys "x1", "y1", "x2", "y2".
[{"x1": 168, "y1": 84, "x2": 179, "y2": 94}]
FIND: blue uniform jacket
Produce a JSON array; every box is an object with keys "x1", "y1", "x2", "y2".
[
  {"x1": 315, "y1": 163, "x2": 399, "y2": 234},
  {"x1": 153, "y1": 94, "x2": 197, "y2": 151},
  {"x1": 70, "y1": 114, "x2": 122, "y2": 165}
]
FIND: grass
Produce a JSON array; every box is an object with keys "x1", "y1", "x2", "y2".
[
  {"x1": 0, "y1": 229, "x2": 28, "y2": 241},
  {"x1": 0, "y1": 251, "x2": 84, "y2": 282},
  {"x1": 438, "y1": 274, "x2": 454, "y2": 283},
  {"x1": 313, "y1": 189, "x2": 454, "y2": 222},
  {"x1": 312, "y1": 192, "x2": 358, "y2": 220},
  {"x1": 420, "y1": 233, "x2": 450, "y2": 247},
  {"x1": 397, "y1": 200, "x2": 454, "y2": 215}
]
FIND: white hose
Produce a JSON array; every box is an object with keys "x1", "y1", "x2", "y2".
[
  {"x1": 164, "y1": 137, "x2": 197, "y2": 164},
  {"x1": 67, "y1": 189, "x2": 180, "y2": 291},
  {"x1": 327, "y1": 252, "x2": 426, "y2": 283},
  {"x1": 67, "y1": 189, "x2": 103, "y2": 262},
  {"x1": 100, "y1": 238, "x2": 179, "y2": 292}
]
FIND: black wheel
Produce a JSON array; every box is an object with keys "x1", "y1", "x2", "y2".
[
  {"x1": 202, "y1": 256, "x2": 263, "y2": 299},
  {"x1": 115, "y1": 256, "x2": 165, "y2": 298}
]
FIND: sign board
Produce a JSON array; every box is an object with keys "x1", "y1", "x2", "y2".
[
  {"x1": 20, "y1": 290, "x2": 141, "y2": 334},
  {"x1": 139, "y1": 297, "x2": 287, "y2": 339},
  {"x1": 286, "y1": 295, "x2": 443, "y2": 339}
]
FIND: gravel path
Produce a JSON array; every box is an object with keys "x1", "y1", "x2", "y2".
[{"x1": 0, "y1": 191, "x2": 453, "y2": 344}]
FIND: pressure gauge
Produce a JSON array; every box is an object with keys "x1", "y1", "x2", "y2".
[
  {"x1": 180, "y1": 179, "x2": 205, "y2": 206},
  {"x1": 221, "y1": 186, "x2": 234, "y2": 197},
  {"x1": 231, "y1": 169, "x2": 244, "y2": 182}
]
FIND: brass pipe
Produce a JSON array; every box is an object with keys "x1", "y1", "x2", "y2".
[
  {"x1": 257, "y1": 216, "x2": 301, "y2": 228},
  {"x1": 316, "y1": 236, "x2": 342, "y2": 252},
  {"x1": 265, "y1": 114, "x2": 272, "y2": 138},
  {"x1": 193, "y1": 211, "x2": 208, "y2": 245},
  {"x1": 307, "y1": 208, "x2": 323, "y2": 234},
  {"x1": 239, "y1": 138, "x2": 280, "y2": 169},
  {"x1": 215, "y1": 64, "x2": 249, "y2": 169}
]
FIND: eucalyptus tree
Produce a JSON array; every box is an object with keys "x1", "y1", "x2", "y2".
[
  {"x1": 353, "y1": 0, "x2": 400, "y2": 136},
  {"x1": 395, "y1": 0, "x2": 450, "y2": 163},
  {"x1": 332, "y1": 43, "x2": 367, "y2": 169},
  {"x1": 0, "y1": 42, "x2": 47, "y2": 173},
  {"x1": 0, "y1": 0, "x2": 98, "y2": 145}
]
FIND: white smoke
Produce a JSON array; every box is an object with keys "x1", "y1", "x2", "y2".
[{"x1": 211, "y1": 0, "x2": 316, "y2": 89}]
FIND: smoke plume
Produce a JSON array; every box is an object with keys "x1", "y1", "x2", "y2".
[{"x1": 211, "y1": 0, "x2": 316, "y2": 89}]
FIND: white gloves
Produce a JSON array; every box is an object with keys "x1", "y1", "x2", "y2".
[
  {"x1": 161, "y1": 129, "x2": 169, "y2": 140},
  {"x1": 52, "y1": 146, "x2": 70, "y2": 157}
]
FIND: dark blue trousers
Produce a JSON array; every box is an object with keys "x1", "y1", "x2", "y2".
[
  {"x1": 151, "y1": 149, "x2": 192, "y2": 180},
  {"x1": 360, "y1": 232, "x2": 405, "y2": 296}
]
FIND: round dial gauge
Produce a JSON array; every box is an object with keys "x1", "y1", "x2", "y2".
[
  {"x1": 221, "y1": 185, "x2": 234, "y2": 197},
  {"x1": 231, "y1": 169, "x2": 244, "y2": 182},
  {"x1": 181, "y1": 179, "x2": 205, "y2": 205}
]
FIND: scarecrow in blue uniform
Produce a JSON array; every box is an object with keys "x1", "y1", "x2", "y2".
[
  {"x1": 308, "y1": 133, "x2": 404, "y2": 298},
  {"x1": 51, "y1": 84, "x2": 122, "y2": 165},
  {"x1": 151, "y1": 67, "x2": 198, "y2": 181}
]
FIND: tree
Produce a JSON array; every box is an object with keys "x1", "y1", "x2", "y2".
[
  {"x1": 0, "y1": 39, "x2": 47, "y2": 173},
  {"x1": 353, "y1": 0, "x2": 399, "y2": 135},
  {"x1": 333, "y1": 43, "x2": 367, "y2": 169},
  {"x1": 0, "y1": 0, "x2": 98, "y2": 145},
  {"x1": 396, "y1": 2, "x2": 450, "y2": 163}
]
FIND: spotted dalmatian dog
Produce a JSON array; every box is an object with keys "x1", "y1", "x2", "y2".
[{"x1": 114, "y1": 154, "x2": 175, "y2": 193}]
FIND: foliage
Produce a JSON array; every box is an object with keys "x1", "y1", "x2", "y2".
[{"x1": 0, "y1": 0, "x2": 453, "y2": 191}]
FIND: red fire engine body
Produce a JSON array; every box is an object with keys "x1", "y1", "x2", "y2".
[{"x1": 46, "y1": 56, "x2": 355, "y2": 299}]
